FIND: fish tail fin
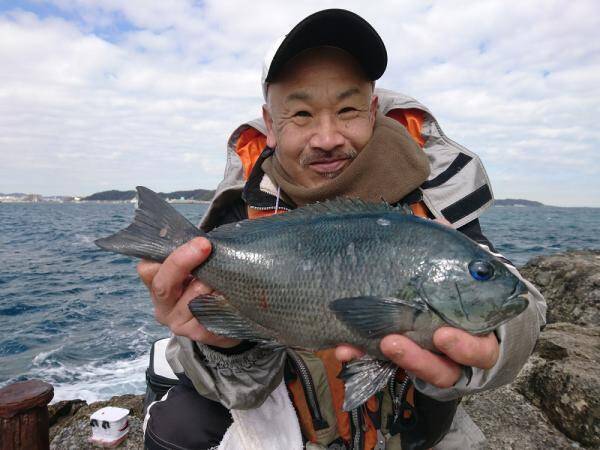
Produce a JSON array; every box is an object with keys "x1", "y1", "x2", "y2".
[
  {"x1": 95, "y1": 186, "x2": 204, "y2": 262},
  {"x1": 340, "y1": 357, "x2": 397, "y2": 411}
]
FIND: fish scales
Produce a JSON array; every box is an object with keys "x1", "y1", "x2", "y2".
[{"x1": 197, "y1": 212, "x2": 445, "y2": 355}]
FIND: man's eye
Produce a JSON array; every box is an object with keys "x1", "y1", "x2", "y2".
[
  {"x1": 294, "y1": 111, "x2": 311, "y2": 118},
  {"x1": 339, "y1": 107, "x2": 358, "y2": 116}
]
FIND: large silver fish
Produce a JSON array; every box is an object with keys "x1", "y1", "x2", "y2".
[{"x1": 96, "y1": 186, "x2": 528, "y2": 410}]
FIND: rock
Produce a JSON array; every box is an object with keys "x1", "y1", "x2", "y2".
[
  {"x1": 463, "y1": 385, "x2": 580, "y2": 449},
  {"x1": 515, "y1": 323, "x2": 600, "y2": 448},
  {"x1": 520, "y1": 250, "x2": 600, "y2": 326},
  {"x1": 50, "y1": 416, "x2": 144, "y2": 450},
  {"x1": 49, "y1": 394, "x2": 144, "y2": 449},
  {"x1": 48, "y1": 399, "x2": 86, "y2": 427}
]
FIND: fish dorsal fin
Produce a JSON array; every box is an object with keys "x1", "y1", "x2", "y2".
[
  {"x1": 211, "y1": 198, "x2": 405, "y2": 239},
  {"x1": 289, "y1": 197, "x2": 398, "y2": 217}
]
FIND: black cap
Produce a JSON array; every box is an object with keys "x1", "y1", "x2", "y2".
[{"x1": 263, "y1": 9, "x2": 387, "y2": 86}]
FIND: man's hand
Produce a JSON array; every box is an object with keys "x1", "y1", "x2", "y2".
[
  {"x1": 137, "y1": 237, "x2": 241, "y2": 348},
  {"x1": 335, "y1": 328, "x2": 499, "y2": 388}
]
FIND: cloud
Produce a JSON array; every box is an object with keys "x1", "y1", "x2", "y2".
[{"x1": 0, "y1": 0, "x2": 598, "y2": 206}]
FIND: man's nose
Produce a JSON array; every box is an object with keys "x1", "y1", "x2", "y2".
[{"x1": 309, "y1": 115, "x2": 345, "y2": 151}]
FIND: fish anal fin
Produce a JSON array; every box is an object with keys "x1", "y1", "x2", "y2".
[{"x1": 340, "y1": 357, "x2": 397, "y2": 411}]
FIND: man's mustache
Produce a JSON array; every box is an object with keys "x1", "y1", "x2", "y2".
[{"x1": 300, "y1": 148, "x2": 358, "y2": 166}]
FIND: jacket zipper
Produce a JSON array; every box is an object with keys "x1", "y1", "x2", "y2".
[
  {"x1": 388, "y1": 369, "x2": 410, "y2": 426},
  {"x1": 248, "y1": 204, "x2": 291, "y2": 211},
  {"x1": 351, "y1": 407, "x2": 364, "y2": 450},
  {"x1": 286, "y1": 349, "x2": 328, "y2": 430},
  {"x1": 248, "y1": 186, "x2": 292, "y2": 211}
]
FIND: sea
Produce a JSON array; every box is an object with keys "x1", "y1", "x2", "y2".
[{"x1": 1, "y1": 202, "x2": 599, "y2": 403}]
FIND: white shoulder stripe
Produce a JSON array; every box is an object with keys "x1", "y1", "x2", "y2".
[{"x1": 478, "y1": 243, "x2": 515, "y2": 269}]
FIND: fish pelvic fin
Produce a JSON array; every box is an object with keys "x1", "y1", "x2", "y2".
[
  {"x1": 95, "y1": 186, "x2": 204, "y2": 262},
  {"x1": 189, "y1": 294, "x2": 278, "y2": 344},
  {"x1": 340, "y1": 357, "x2": 397, "y2": 411},
  {"x1": 329, "y1": 295, "x2": 430, "y2": 339}
]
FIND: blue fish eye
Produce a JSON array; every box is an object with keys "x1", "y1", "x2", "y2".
[{"x1": 469, "y1": 260, "x2": 494, "y2": 281}]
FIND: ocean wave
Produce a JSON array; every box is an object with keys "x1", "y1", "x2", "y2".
[
  {"x1": 32, "y1": 345, "x2": 65, "y2": 365},
  {"x1": 28, "y1": 353, "x2": 150, "y2": 404}
]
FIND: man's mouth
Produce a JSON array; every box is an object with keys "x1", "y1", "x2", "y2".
[{"x1": 309, "y1": 158, "x2": 350, "y2": 174}]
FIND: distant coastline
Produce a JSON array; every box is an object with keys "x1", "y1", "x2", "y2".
[
  {"x1": 0, "y1": 189, "x2": 215, "y2": 204},
  {"x1": 493, "y1": 199, "x2": 545, "y2": 207},
  {"x1": 0, "y1": 192, "x2": 590, "y2": 208}
]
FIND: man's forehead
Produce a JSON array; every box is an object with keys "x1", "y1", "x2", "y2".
[
  {"x1": 283, "y1": 86, "x2": 363, "y2": 104},
  {"x1": 267, "y1": 47, "x2": 371, "y2": 104}
]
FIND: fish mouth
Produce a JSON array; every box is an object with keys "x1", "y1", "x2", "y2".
[
  {"x1": 503, "y1": 281, "x2": 529, "y2": 309},
  {"x1": 504, "y1": 280, "x2": 529, "y2": 305}
]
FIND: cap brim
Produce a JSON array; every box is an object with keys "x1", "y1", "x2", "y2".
[{"x1": 265, "y1": 9, "x2": 387, "y2": 83}]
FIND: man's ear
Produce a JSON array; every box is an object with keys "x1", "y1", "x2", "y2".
[
  {"x1": 369, "y1": 94, "x2": 379, "y2": 125},
  {"x1": 262, "y1": 105, "x2": 277, "y2": 148}
]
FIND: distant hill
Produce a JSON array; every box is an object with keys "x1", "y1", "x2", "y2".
[
  {"x1": 84, "y1": 190, "x2": 136, "y2": 201},
  {"x1": 495, "y1": 199, "x2": 545, "y2": 207},
  {"x1": 83, "y1": 189, "x2": 215, "y2": 201},
  {"x1": 163, "y1": 189, "x2": 215, "y2": 201}
]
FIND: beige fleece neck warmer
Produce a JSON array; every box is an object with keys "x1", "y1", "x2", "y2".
[{"x1": 261, "y1": 112, "x2": 430, "y2": 207}]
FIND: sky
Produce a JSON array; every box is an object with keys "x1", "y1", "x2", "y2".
[{"x1": 0, "y1": 1, "x2": 599, "y2": 206}]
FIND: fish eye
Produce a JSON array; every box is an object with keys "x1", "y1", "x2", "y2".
[{"x1": 468, "y1": 260, "x2": 495, "y2": 281}]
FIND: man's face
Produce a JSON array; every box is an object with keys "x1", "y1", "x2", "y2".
[{"x1": 263, "y1": 47, "x2": 378, "y2": 189}]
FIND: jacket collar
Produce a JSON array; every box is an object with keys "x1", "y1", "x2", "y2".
[{"x1": 242, "y1": 147, "x2": 294, "y2": 211}]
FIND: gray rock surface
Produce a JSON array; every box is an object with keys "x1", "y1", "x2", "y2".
[
  {"x1": 515, "y1": 323, "x2": 599, "y2": 448},
  {"x1": 462, "y1": 384, "x2": 580, "y2": 449},
  {"x1": 49, "y1": 394, "x2": 144, "y2": 449},
  {"x1": 520, "y1": 250, "x2": 600, "y2": 326}
]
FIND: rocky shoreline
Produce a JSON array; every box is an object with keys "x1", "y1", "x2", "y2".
[{"x1": 49, "y1": 250, "x2": 600, "y2": 449}]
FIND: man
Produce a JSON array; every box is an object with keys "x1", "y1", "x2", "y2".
[{"x1": 139, "y1": 9, "x2": 546, "y2": 450}]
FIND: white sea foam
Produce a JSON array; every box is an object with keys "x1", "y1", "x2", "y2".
[
  {"x1": 29, "y1": 353, "x2": 151, "y2": 404},
  {"x1": 32, "y1": 345, "x2": 65, "y2": 365}
]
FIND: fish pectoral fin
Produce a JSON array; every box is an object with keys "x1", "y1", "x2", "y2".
[
  {"x1": 189, "y1": 294, "x2": 277, "y2": 343},
  {"x1": 340, "y1": 356, "x2": 396, "y2": 411},
  {"x1": 329, "y1": 295, "x2": 430, "y2": 339}
]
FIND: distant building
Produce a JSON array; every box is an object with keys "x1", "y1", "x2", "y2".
[{"x1": 23, "y1": 194, "x2": 42, "y2": 202}]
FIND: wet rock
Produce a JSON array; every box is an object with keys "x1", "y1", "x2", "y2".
[
  {"x1": 514, "y1": 323, "x2": 600, "y2": 448},
  {"x1": 49, "y1": 394, "x2": 144, "y2": 449},
  {"x1": 48, "y1": 399, "x2": 86, "y2": 427},
  {"x1": 462, "y1": 384, "x2": 580, "y2": 449},
  {"x1": 520, "y1": 250, "x2": 600, "y2": 326}
]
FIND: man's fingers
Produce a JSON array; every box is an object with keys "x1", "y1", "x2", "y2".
[
  {"x1": 137, "y1": 260, "x2": 160, "y2": 289},
  {"x1": 380, "y1": 334, "x2": 461, "y2": 388},
  {"x1": 433, "y1": 327, "x2": 499, "y2": 369},
  {"x1": 161, "y1": 279, "x2": 207, "y2": 325},
  {"x1": 151, "y1": 237, "x2": 211, "y2": 307},
  {"x1": 170, "y1": 317, "x2": 213, "y2": 343},
  {"x1": 171, "y1": 315, "x2": 240, "y2": 348},
  {"x1": 335, "y1": 344, "x2": 364, "y2": 362}
]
